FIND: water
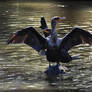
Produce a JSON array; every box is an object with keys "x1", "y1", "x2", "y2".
[{"x1": 0, "y1": 0, "x2": 92, "y2": 92}]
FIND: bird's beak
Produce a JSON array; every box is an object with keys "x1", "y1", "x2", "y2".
[
  {"x1": 57, "y1": 17, "x2": 66, "y2": 23},
  {"x1": 43, "y1": 29, "x2": 49, "y2": 33}
]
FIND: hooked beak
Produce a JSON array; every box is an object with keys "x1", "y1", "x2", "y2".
[
  {"x1": 43, "y1": 29, "x2": 51, "y2": 33},
  {"x1": 44, "y1": 30, "x2": 49, "y2": 33},
  {"x1": 57, "y1": 17, "x2": 66, "y2": 23}
]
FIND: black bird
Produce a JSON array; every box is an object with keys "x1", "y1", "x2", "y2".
[{"x1": 7, "y1": 16, "x2": 92, "y2": 74}]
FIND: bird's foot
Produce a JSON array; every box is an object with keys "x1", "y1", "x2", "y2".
[{"x1": 44, "y1": 64, "x2": 66, "y2": 76}]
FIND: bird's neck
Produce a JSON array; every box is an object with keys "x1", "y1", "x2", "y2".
[{"x1": 51, "y1": 21, "x2": 57, "y2": 43}]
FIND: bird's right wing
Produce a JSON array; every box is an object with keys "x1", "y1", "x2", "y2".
[{"x1": 7, "y1": 27, "x2": 47, "y2": 52}]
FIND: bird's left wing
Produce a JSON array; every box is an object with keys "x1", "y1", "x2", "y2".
[
  {"x1": 7, "y1": 27, "x2": 47, "y2": 52},
  {"x1": 60, "y1": 28, "x2": 92, "y2": 51}
]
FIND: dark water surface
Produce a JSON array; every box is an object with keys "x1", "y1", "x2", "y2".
[{"x1": 0, "y1": 1, "x2": 92, "y2": 92}]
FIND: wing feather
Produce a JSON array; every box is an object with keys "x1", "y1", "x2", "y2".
[{"x1": 60, "y1": 27, "x2": 92, "y2": 51}]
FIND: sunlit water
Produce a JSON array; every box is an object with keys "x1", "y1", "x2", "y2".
[{"x1": 0, "y1": 1, "x2": 92, "y2": 92}]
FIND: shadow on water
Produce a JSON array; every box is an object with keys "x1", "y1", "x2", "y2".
[{"x1": 0, "y1": 0, "x2": 92, "y2": 92}]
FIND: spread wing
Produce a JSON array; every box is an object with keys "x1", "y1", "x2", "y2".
[
  {"x1": 60, "y1": 28, "x2": 92, "y2": 51},
  {"x1": 7, "y1": 27, "x2": 47, "y2": 52}
]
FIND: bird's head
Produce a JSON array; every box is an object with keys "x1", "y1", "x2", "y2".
[
  {"x1": 51, "y1": 16, "x2": 65, "y2": 23},
  {"x1": 51, "y1": 16, "x2": 65, "y2": 28}
]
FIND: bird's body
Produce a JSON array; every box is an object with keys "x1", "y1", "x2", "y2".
[
  {"x1": 7, "y1": 16, "x2": 92, "y2": 75},
  {"x1": 46, "y1": 37, "x2": 62, "y2": 48}
]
